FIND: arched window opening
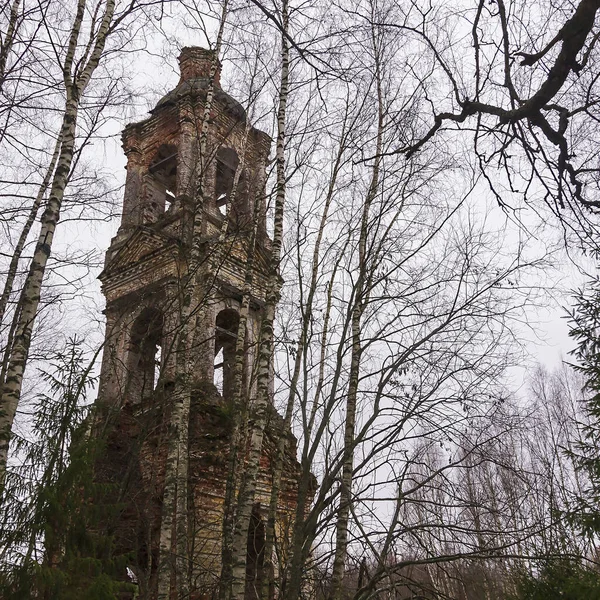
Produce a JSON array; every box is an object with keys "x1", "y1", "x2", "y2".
[
  {"x1": 129, "y1": 308, "x2": 163, "y2": 404},
  {"x1": 215, "y1": 148, "x2": 239, "y2": 216},
  {"x1": 214, "y1": 309, "x2": 239, "y2": 398},
  {"x1": 145, "y1": 144, "x2": 177, "y2": 220},
  {"x1": 245, "y1": 506, "x2": 265, "y2": 600}
]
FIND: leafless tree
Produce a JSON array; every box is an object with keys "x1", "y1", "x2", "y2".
[
  {"x1": 2, "y1": 2, "x2": 593, "y2": 600},
  {"x1": 0, "y1": 0, "x2": 164, "y2": 489},
  {"x1": 248, "y1": 2, "x2": 560, "y2": 597},
  {"x1": 244, "y1": 0, "x2": 600, "y2": 247}
]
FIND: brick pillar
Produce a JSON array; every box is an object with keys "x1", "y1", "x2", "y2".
[
  {"x1": 191, "y1": 301, "x2": 217, "y2": 386},
  {"x1": 97, "y1": 310, "x2": 129, "y2": 407},
  {"x1": 120, "y1": 147, "x2": 144, "y2": 229}
]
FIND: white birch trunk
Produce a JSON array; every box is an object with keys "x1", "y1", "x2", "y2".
[
  {"x1": 0, "y1": 133, "x2": 62, "y2": 331},
  {"x1": 156, "y1": 6, "x2": 229, "y2": 597},
  {"x1": 219, "y1": 193, "x2": 260, "y2": 600},
  {"x1": 229, "y1": 4, "x2": 289, "y2": 598},
  {"x1": 219, "y1": 116, "x2": 265, "y2": 598},
  {"x1": 0, "y1": 0, "x2": 21, "y2": 92},
  {"x1": 0, "y1": 0, "x2": 116, "y2": 490}
]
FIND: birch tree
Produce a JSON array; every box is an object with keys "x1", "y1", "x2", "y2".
[
  {"x1": 258, "y1": 1, "x2": 559, "y2": 595},
  {"x1": 328, "y1": 9, "x2": 384, "y2": 598},
  {"x1": 1, "y1": 1, "x2": 592, "y2": 598},
  {"x1": 215, "y1": 32, "x2": 274, "y2": 600},
  {"x1": 0, "y1": 0, "x2": 158, "y2": 490},
  {"x1": 228, "y1": 1, "x2": 290, "y2": 597}
]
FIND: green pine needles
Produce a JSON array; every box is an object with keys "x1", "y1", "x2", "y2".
[{"x1": 0, "y1": 337, "x2": 136, "y2": 599}]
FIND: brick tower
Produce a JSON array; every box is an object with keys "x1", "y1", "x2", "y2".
[{"x1": 94, "y1": 48, "x2": 300, "y2": 599}]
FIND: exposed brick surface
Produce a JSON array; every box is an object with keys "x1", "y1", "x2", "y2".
[{"x1": 93, "y1": 48, "x2": 300, "y2": 600}]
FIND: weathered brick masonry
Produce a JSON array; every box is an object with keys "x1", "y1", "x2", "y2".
[{"x1": 94, "y1": 47, "x2": 301, "y2": 600}]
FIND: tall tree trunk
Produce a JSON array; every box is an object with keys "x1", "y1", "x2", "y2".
[
  {"x1": 285, "y1": 248, "x2": 348, "y2": 600},
  {"x1": 0, "y1": 296, "x2": 22, "y2": 407},
  {"x1": 328, "y1": 31, "x2": 384, "y2": 600},
  {"x1": 260, "y1": 104, "x2": 353, "y2": 600},
  {"x1": 0, "y1": 133, "x2": 62, "y2": 332},
  {"x1": 219, "y1": 101, "x2": 265, "y2": 598},
  {"x1": 0, "y1": 0, "x2": 116, "y2": 491},
  {"x1": 156, "y1": 6, "x2": 229, "y2": 597},
  {"x1": 0, "y1": 0, "x2": 21, "y2": 92},
  {"x1": 219, "y1": 189, "x2": 260, "y2": 600},
  {"x1": 230, "y1": 4, "x2": 289, "y2": 599}
]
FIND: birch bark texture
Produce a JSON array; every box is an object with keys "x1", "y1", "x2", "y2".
[
  {"x1": 219, "y1": 90, "x2": 264, "y2": 600},
  {"x1": 0, "y1": 134, "x2": 62, "y2": 337},
  {"x1": 229, "y1": 2, "x2": 289, "y2": 598},
  {"x1": 156, "y1": 6, "x2": 230, "y2": 598},
  {"x1": 0, "y1": 0, "x2": 117, "y2": 490}
]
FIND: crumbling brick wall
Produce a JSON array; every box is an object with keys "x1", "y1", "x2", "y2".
[{"x1": 92, "y1": 47, "x2": 302, "y2": 600}]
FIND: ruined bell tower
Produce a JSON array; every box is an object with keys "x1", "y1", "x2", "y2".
[{"x1": 93, "y1": 47, "x2": 300, "y2": 599}]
